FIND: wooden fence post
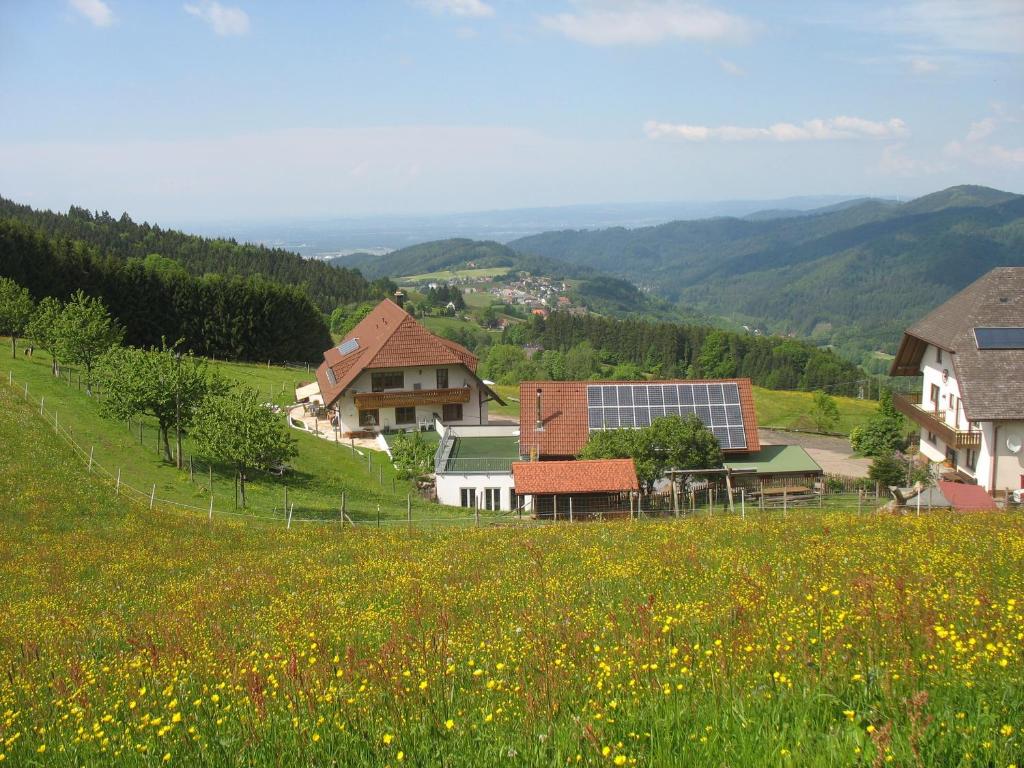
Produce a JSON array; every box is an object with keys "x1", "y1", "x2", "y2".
[
  {"x1": 741, "y1": 489, "x2": 745, "y2": 519},
  {"x1": 209, "y1": 494, "x2": 214, "y2": 522},
  {"x1": 40, "y1": 396, "x2": 44, "y2": 415},
  {"x1": 377, "y1": 504, "x2": 381, "y2": 529},
  {"x1": 783, "y1": 488, "x2": 788, "y2": 517},
  {"x1": 116, "y1": 468, "x2": 121, "y2": 494},
  {"x1": 569, "y1": 496, "x2": 573, "y2": 524},
  {"x1": 287, "y1": 502, "x2": 294, "y2": 530},
  {"x1": 88, "y1": 446, "x2": 94, "y2": 472},
  {"x1": 149, "y1": 484, "x2": 156, "y2": 510},
  {"x1": 406, "y1": 495, "x2": 411, "y2": 535}
]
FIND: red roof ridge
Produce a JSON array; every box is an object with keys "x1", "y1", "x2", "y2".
[
  {"x1": 314, "y1": 299, "x2": 480, "y2": 407},
  {"x1": 512, "y1": 458, "x2": 639, "y2": 494}
]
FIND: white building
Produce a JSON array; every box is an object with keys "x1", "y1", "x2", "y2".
[
  {"x1": 303, "y1": 298, "x2": 503, "y2": 436},
  {"x1": 891, "y1": 267, "x2": 1024, "y2": 497},
  {"x1": 433, "y1": 424, "x2": 519, "y2": 511}
]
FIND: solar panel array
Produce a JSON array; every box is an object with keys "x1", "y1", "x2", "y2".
[
  {"x1": 586, "y1": 382, "x2": 748, "y2": 450},
  {"x1": 337, "y1": 338, "x2": 360, "y2": 356},
  {"x1": 974, "y1": 327, "x2": 1024, "y2": 350}
]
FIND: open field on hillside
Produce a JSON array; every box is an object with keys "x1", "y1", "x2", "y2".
[
  {"x1": 1, "y1": 382, "x2": 1022, "y2": 767},
  {"x1": 0, "y1": 351, "x2": 480, "y2": 524},
  {"x1": 753, "y1": 386, "x2": 877, "y2": 435},
  {"x1": 400, "y1": 266, "x2": 511, "y2": 283}
]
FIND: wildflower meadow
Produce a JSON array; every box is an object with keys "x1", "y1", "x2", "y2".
[{"x1": 0, "y1": 386, "x2": 1021, "y2": 767}]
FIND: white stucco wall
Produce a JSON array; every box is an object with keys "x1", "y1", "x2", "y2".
[
  {"x1": 435, "y1": 471, "x2": 517, "y2": 511},
  {"x1": 333, "y1": 364, "x2": 489, "y2": 433},
  {"x1": 916, "y1": 344, "x2": 1023, "y2": 493}
]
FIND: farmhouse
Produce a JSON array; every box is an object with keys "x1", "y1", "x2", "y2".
[
  {"x1": 518, "y1": 379, "x2": 761, "y2": 460},
  {"x1": 304, "y1": 297, "x2": 504, "y2": 437},
  {"x1": 434, "y1": 377, "x2": 823, "y2": 514},
  {"x1": 890, "y1": 267, "x2": 1024, "y2": 497},
  {"x1": 511, "y1": 458, "x2": 640, "y2": 519}
]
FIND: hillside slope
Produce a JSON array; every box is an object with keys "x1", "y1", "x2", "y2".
[
  {"x1": 0, "y1": 196, "x2": 383, "y2": 312},
  {"x1": 509, "y1": 186, "x2": 1024, "y2": 359}
]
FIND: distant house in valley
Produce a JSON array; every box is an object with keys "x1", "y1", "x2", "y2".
[
  {"x1": 890, "y1": 267, "x2": 1024, "y2": 497},
  {"x1": 299, "y1": 298, "x2": 504, "y2": 437}
]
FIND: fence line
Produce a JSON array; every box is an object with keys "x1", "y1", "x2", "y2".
[{"x1": 4, "y1": 369, "x2": 890, "y2": 532}]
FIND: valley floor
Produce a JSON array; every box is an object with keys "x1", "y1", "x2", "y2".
[{"x1": 0, "y1": 381, "x2": 1021, "y2": 767}]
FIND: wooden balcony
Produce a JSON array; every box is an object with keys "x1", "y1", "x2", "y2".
[
  {"x1": 893, "y1": 393, "x2": 982, "y2": 448},
  {"x1": 354, "y1": 386, "x2": 471, "y2": 409}
]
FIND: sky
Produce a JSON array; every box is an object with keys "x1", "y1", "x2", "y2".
[{"x1": 0, "y1": 0, "x2": 1022, "y2": 222}]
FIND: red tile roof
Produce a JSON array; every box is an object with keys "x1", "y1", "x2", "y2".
[
  {"x1": 517, "y1": 379, "x2": 759, "y2": 458},
  {"x1": 512, "y1": 459, "x2": 639, "y2": 495},
  {"x1": 315, "y1": 299, "x2": 479, "y2": 407},
  {"x1": 937, "y1": 481, "x2": 999, "y2": 511}
]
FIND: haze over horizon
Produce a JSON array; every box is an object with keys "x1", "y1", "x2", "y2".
[{"x1": 1, "y1": 1, "x2": 1022, "y2": 223}]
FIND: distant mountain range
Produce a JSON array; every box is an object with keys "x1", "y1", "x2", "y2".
[
  {"x1": 505, "y1": 185, "x2": 1024, "y2": 362},
  {"x1": 174, "y1": 194, "x2": 875, "y2": 256}
]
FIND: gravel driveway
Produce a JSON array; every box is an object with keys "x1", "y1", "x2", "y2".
[{"x1": 759, "y1": 429, "x2": 870, "y2": 478}]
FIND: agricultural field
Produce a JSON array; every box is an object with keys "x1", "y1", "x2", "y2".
[
  {"x1": 0, "y1": 351, "x2": 474, "y2": 524},
  {"x1": 1, "y1": 382, "x2": 1022, "y2": 767},
  {"x1": 399, "y1": 266, "x2": 511, "y2": 284}
]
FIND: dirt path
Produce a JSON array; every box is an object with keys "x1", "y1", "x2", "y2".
[{"x1": 759, "y1": 429, "x2": 870, "y2": 478}]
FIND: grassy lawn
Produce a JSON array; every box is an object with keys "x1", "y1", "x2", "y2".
[
  {"x1": 753, "y1": 386, "x2": 877, "y2": 435},
  {"x1": 486, "y1": 382, "x2": 520, "y2": 420},
  {"x1": 1, "y1": 386, "x2": 1020, "y2": 767},
  {"x1": 0, "y1": 349, "x2": 491, "y2": 524}
]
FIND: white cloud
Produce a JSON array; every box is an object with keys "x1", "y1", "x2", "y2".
[
  {"x1": 184, "y1": 2, "x2": 250, "y2": 36},
  {"x1": 69, "y1": 0, "x2": 114, "y2": 28},
  {"x1": 540, "y1": 1, "x2": 753, "y2": 46},
  {"x1": 645, "y1": 116, "x2": 909, "y2": 142},
  {"x1": 876, "y1": 143, "x2": 949, "y2": 176},
  {"x1": 909, "y1": 56, "x2": 939, "y2": 74},
  {"x1": 874, "y1": 1, "x2": 1024, "y2": 55},
  {"x1": 944, "y1": 112, "x2": 1024, "y2": 167},
  {"x1": 416, "y1": 0, "x2": 495, "y2": 18},
  {"x1": 965, "y1": 117, "x2": 997, "y2": 142},
  {"x1": 718, "y1": 58, "x2": 744, "y2": 76}
]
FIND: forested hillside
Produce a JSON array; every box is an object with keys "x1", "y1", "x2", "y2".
[
  {"x1": 509, "y1": 186, "x2": 1024, "y2": 361},
  {"x1": 502, "y1": 312, "x2": 863, "y2": 394},
  {"x1": 334, "y1": 238, "x2": 689, "y2": 321},
  {"x1": 0, "y1": 197, "x2": 388, "y2": 312},
  {"x1": 0, "y1": 220, "x2": 331, "y2": 361}
]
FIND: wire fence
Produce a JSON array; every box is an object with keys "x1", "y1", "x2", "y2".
[{"x1": 4, "y1": 368, "x2": 893, "y2": 532}]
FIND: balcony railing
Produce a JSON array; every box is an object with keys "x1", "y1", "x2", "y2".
[
  {"x1": 893, "y1": 393, "x2": 982, "y2": 448},
  {"x1": 354, "y1": 386, "x2": 471, "y2": 409}
]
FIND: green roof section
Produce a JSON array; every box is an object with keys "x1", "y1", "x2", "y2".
[
  {"x1": 444, "y1": 435, "x2": 520, "y2": 474},
  {"x1": 723, "y1": 444, "x2": 822, "y2": 475}
]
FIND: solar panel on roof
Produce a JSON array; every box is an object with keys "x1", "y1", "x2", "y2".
[
  {"x1": 586, "y1": 382, "x2": 747, "y2": 450},
  {"x1": 974, "y1": 327, "x2": 1024, "y2": 350},
  {"x1": 337, "y1": 338, "x2": 360, "y2": 355}
]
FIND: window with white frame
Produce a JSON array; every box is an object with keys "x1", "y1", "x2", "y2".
[
  {"x1": 483, "y1": 488, "x2": 501, "y2": 510},
  {"x1": 459, "y1": 488, "x2": 477, "y2": 508}
]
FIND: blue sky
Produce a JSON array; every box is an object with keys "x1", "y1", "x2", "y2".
[{"x1": 0, "y1": 0, "x2": 1021, "y2": 221}]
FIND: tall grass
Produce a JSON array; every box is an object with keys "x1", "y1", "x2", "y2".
[{"x1": 0, "y1": 383, "x2": 1020, "y2": 766}]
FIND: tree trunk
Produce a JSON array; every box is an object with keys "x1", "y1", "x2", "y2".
[
  {"x1": 160, "y1": 425, "x2": 173, "y2": 464},
  {"x1": 239, "y1": 468, "x2": 247, "y2": 508},
  {"x1": 10, "y1": 336, "x2": 15, "y2": 359}
]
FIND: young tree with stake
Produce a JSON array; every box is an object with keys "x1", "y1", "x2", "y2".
[
  {"x1": 0, "y1": 277, "x2": 34, "y2": 359},
  {"x1": 55, "y1": 291, "x2": 123, "y2": 393},
  {"x1": 26, "y1": 296, "x2": 63, "y2": 375},
  {"x1": 190, "y1": 385, "x2": 297, "y2": 508}
]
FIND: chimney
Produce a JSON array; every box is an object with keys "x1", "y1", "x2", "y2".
[
  {"x1": 535, "y1": 387, "x2": 544, "y2": 432},
  {"x1": 393, "y1": 290, "x2": 406, "y2": 308}
]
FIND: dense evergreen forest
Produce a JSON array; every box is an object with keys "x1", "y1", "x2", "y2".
[
  {"x1": 505, "y1": 312, "x2": 865, "y2": 395},
  {"x1": 509, "y1": 186, "x2": 1024, "y2": 361},
  {"x1": 0, "y1": 197, "x2": 390, "y2": 312},
  {"x1": 0, "y1": 220, "x2": 331, "y2": 362}
]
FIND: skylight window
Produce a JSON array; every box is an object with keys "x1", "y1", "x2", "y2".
[
  {"x1": 974, "y1": 327, "x2": 1024, "y2": 350},
  {"x1": 338, "y1": 338, "x2": 360, "y2": 356}
]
